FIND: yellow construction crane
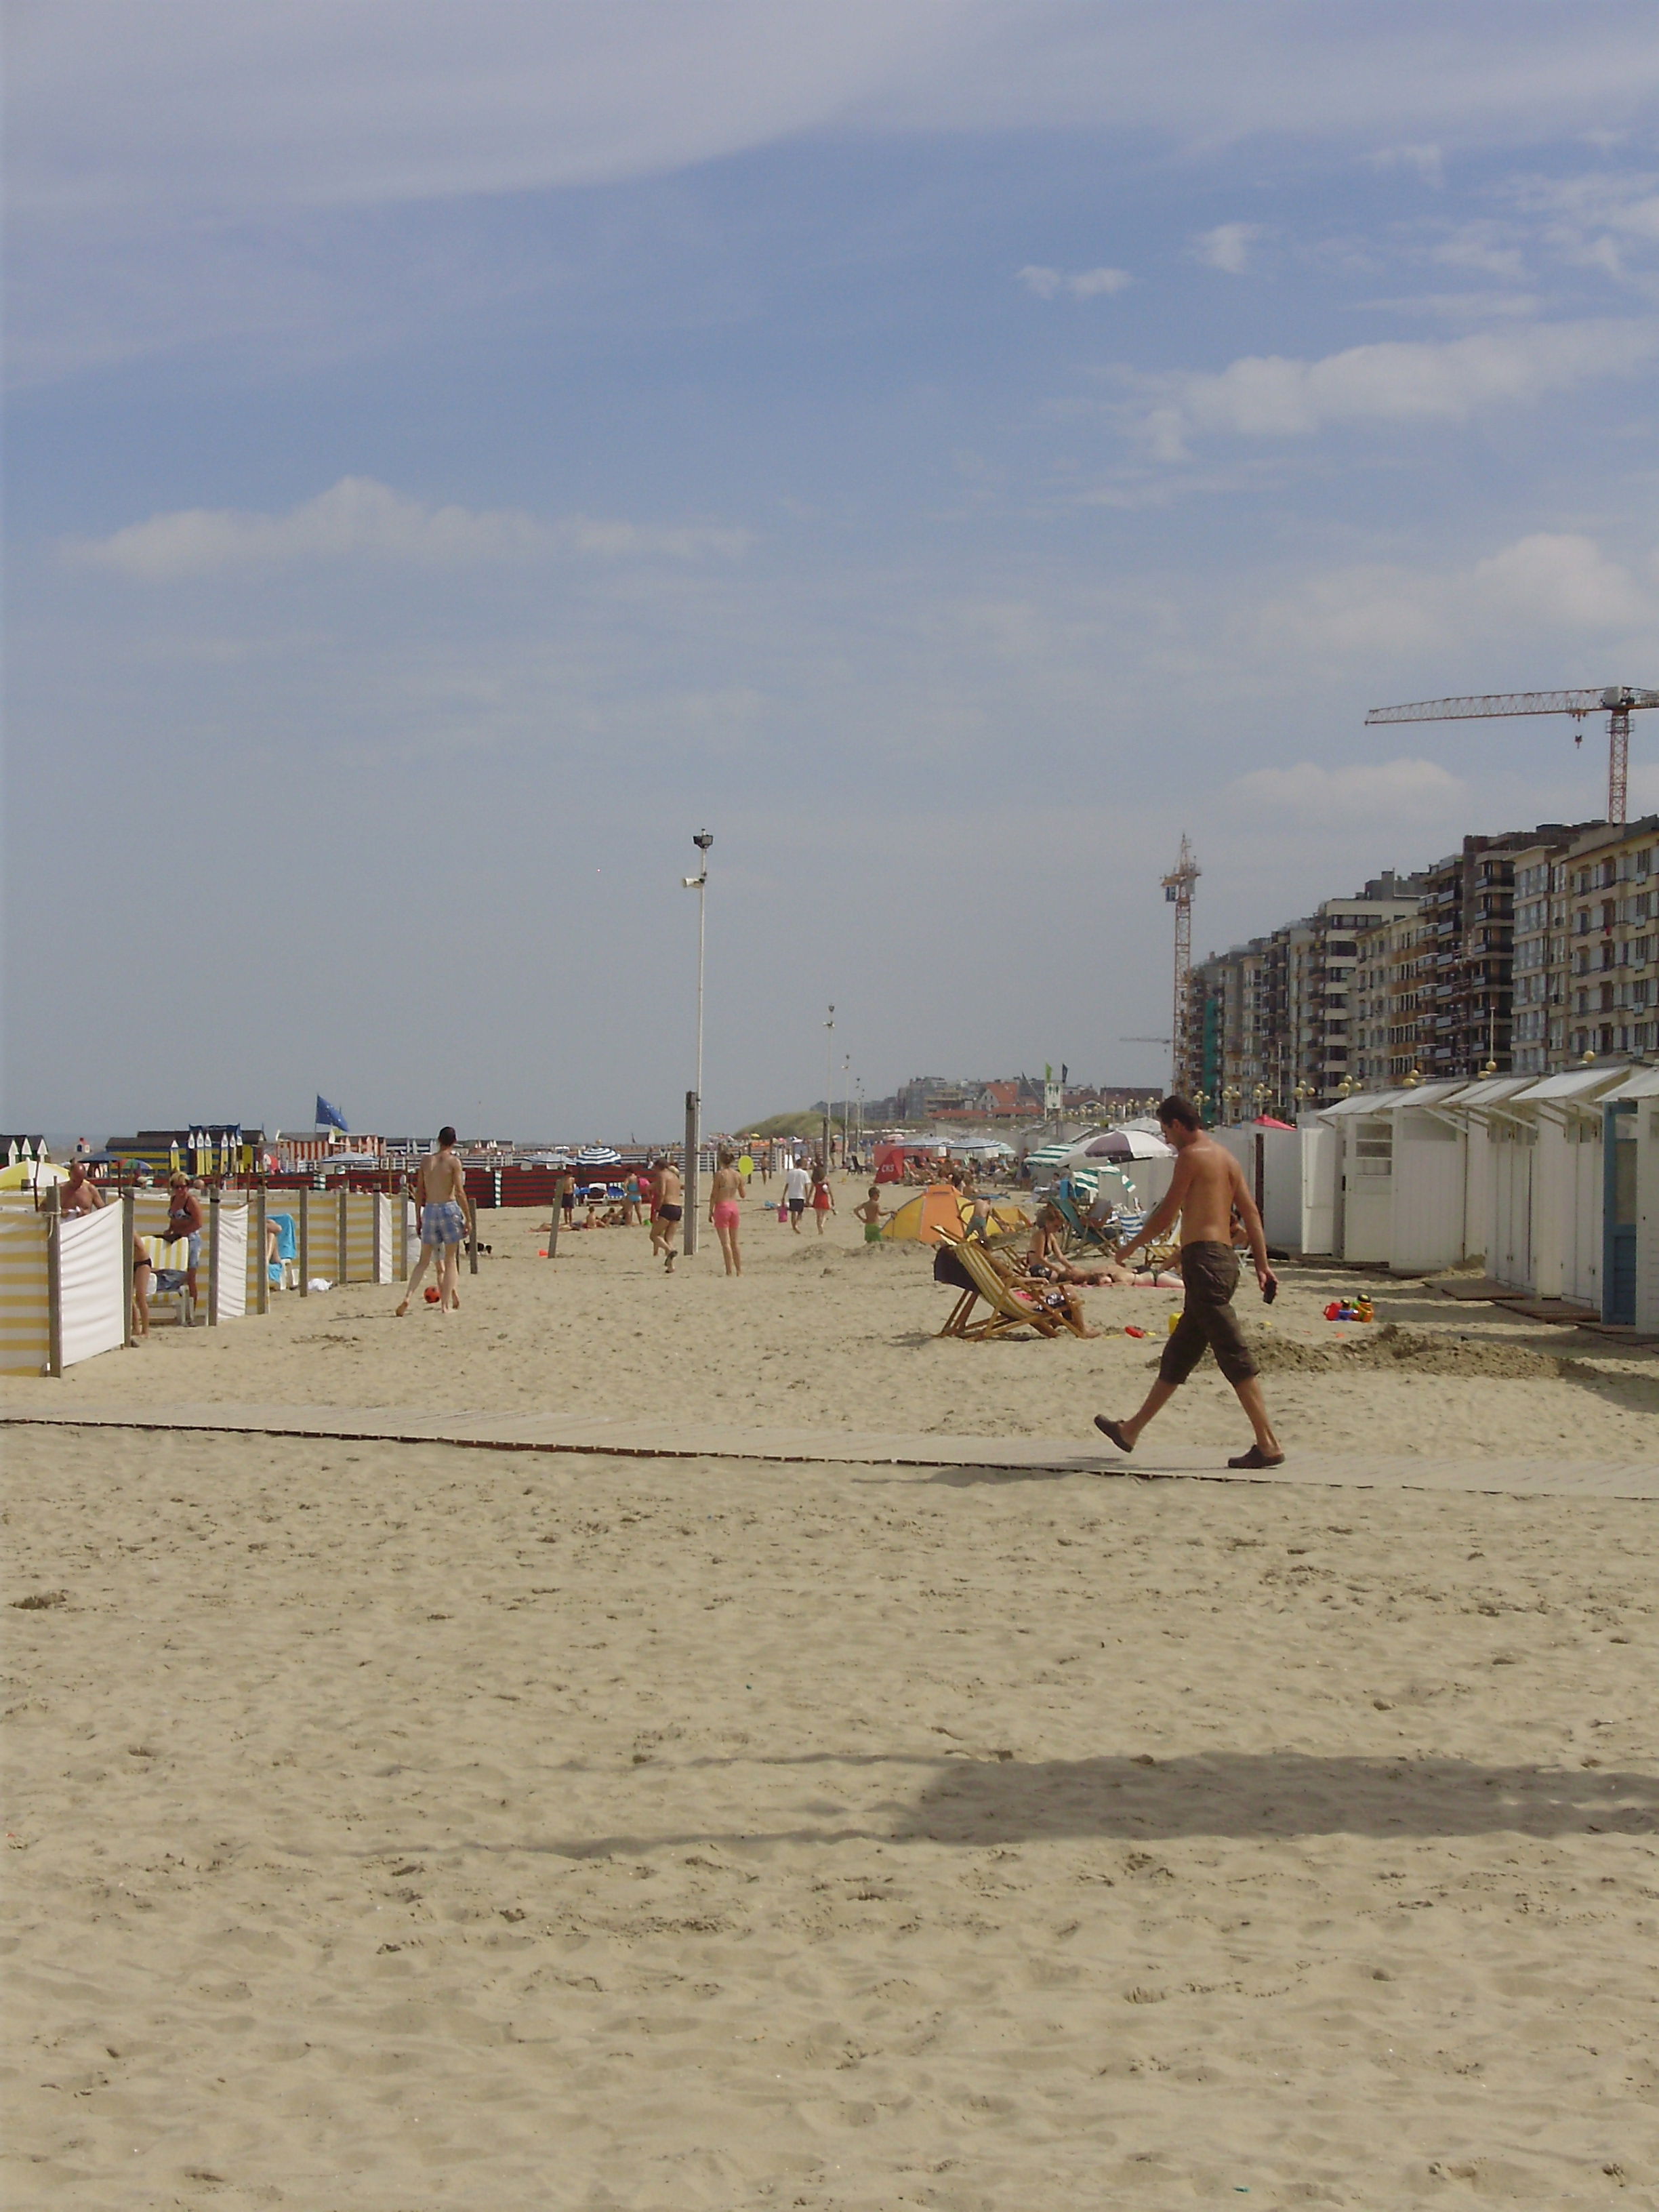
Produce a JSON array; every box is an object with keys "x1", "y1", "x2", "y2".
[
  {"x1": 1365, "y1": 686, "x2": 1657, "y2": 825},
  {"x1": 1160, "y1": 834, "x2": 1200, "y2": 1096}
]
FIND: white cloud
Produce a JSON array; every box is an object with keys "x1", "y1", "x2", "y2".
[
  {"x1": 64, "y1": 478, "x2": 750, "y2": 581},
  {"x1": 1133, "y1": 317, "x2": 1658, "y2": 457},
  {"x1": 1356, "y1": 291, "x2": 1542, "y2": 322},
  {"x1": 1431, "y1": 222, "x2": 1528, "y2": 279},
  {"x1": 1018, "y1": 263, "x2": 1131, "y2": 300},
  {"x1": 1370, "y1": 142, "x2": 1446, "y2": 187},
  {"x1": 1227, "y1": 757, "x2": 1466, "y2": 827},
  {"x1": 1193, "y1": 222, "x2": 1264, "y2": 274},
  {"x1": 1504, "y1": 169, "x2": 1659, "y2": 285},
  {"x1": 16, "y1": 6, "x2": 1659, "y2": 223},
  {"x1": 1467, "y1": 533, "x2": 1654, "y2": 631},
  {"x1": 1248, "y1": 532, "x2": 1659, "y2": 666}
]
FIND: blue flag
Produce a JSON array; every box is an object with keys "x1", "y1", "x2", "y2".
[{"x1": 316, "y1": 1094, "x2": 349, "y2": 1134}]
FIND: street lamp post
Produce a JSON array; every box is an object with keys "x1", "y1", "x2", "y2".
[
  {"x1": 821, "y1": 1006, "x2": 836, "y2": 1172},
  {"x1": 682, "y1": 830, "x2": 713, "y2": 1256}
]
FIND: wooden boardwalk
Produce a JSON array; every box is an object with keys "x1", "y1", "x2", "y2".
[{"x1": 3, "y1": 1403, "x2": 1654, "y2": 1498}]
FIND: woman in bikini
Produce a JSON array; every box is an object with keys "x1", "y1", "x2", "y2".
[
  {"x1": 1027, "y1": 1204, "x2": 1132, "y2": 1287},
  {"x1": 708, "y1": 1147, "x2": 743, "y2": 1276}
]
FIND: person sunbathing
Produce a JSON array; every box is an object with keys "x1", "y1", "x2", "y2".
[
  {"x1": 981, "y1": 1240, "x2": 1100, "y2": 1337},
  {"x1": 1027, "y1": 1205, "x2": 1132, "y2": 1287}
]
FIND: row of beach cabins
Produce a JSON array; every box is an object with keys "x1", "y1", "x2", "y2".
[{"x1": 1022, "y1": 1061, "x2": 1658, "y2": 1336}]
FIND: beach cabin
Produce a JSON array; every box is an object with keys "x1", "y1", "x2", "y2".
[
  {"x1": 1441, "y1": 1077, "x2": 1535, "y2": 1287},
  {"x1": 1317, "y1": 1082, "x2": 1471, "y2": 1271},
  {"x1": 1599, "y1": 1065, "x2": 1659, "y2": 1331},
  {"x1": 1506, "y1": 1065, "x2": 1627, "y2": 1311},
  {"x1": 1211, "y1": 1124, "x2": 1302, "y2": 1250}
]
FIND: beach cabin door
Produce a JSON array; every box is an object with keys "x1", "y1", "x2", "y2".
[
  {"x1": 1603, "y1": 1103, "x2": 1637, "y2": 1326},
  {"x1": 1340, "y1": 1114, "x2": 1393, "y2": 1264},
  {"x1": 1299, "y1": 1122, "x2": 1339, "y2": 1255},
  {"x1": 1491, "y1": 1125, "x2": 1533, "y2": 1289}
]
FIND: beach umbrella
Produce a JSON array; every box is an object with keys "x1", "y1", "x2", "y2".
[
  {"x1": 0, "y1": 1158, "x2": 68, "y2": 1191},
  {"x1": 1078, "y1": 1128, "x2": 1172, "y2": 1162},
  {"x1": 575, "y1": 1145, "x2": 621, "y2": 1166},
  {"x1": 1254, "y1": 1115, "x2": 1294, "y2": 1129}
]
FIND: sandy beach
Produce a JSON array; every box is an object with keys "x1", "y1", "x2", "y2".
[{"x1": 4, "y1": 1183, "x2": 1656, "y2": 2208}]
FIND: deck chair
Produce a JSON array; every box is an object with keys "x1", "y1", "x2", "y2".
[
  {"x1": 935, "y1": 1231, "x2": 1063, "y2": 1340},
  {"x1": 140, "y1": 1235, "x2": 195, "y2": 1327},
  {"x1": 1050, "y1": 1178, "x2": 1119, "y2": 1257},
  {"x1": 267, "y1": 1210, "x2": 299, "y2": 1290}
]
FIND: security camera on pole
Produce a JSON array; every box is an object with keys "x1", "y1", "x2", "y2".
[{"x1": 682, "y1": 830, "x2": 713, "y2": 1256}]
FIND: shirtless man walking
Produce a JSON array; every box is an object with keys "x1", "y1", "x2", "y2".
[
  {"x1": 708, "y1": 1147, "x2": 743, "y2": 1276},
  {"x1": 1093, "y1": 1094, "x2": 1284, "y2": 1469},
  {"x1": 653, "y1": 1153, "x2": 684, "y2": 1273},
  {"x1": 396, "y1": 1125, "x2": 472, "y2": 1315}
]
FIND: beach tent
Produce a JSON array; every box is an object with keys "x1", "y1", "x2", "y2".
[
  {"x1": 881, "y1": 1185, "x2": 968, "y2": 1244},
  {"x1": 883, "y1": 1184, "x2": 1029, "y2": 1244},
  {"x1": 874, "y1": 1141, "x2": 945, "y2": 1184}
]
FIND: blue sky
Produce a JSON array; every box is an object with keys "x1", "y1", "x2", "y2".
[{"x1": 6, "y1": 1, "x2": 1659, "y2": 1140}]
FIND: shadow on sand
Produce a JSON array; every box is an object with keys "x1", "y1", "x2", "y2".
[{"x1": 426, "y1": 1749, "x2": 1659, "y2": 1861}]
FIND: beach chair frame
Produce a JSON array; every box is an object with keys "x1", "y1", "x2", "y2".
[{"x1": 935, "y1": 1231, "x2": 1064, "y2": 1341}]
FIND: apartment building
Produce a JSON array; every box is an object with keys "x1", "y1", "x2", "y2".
[
  {"x1": 1351, "y1": 908, "x2": 1436, "y2": 1086},
  {"x1": 1562, "y1": 814, "x2": 1659, "y2": 1063},
  {"x1": 1187, "y1": 874, "x2": 1422, "y2": 1115}
]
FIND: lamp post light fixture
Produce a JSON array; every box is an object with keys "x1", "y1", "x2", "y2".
[
  {"x1": 682, "y1": 829, "x2": 713, "y2": 1254},
  {"x1": 822, "y1": 1006, "x2": 836, "y2": 1172},
  {"x1": 1222, "y1": 1084, "x2": 1240, "y2": 1122}
]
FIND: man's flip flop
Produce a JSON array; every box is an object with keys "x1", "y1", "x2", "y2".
[
  {"x1": 1093, "y1": 1416, "x2": 1134, "y2": 1454},
  {"x1": 1227, "y1": 1446, "x2": 1286, "y2": 1469}
]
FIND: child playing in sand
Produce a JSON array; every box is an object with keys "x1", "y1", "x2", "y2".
[{"x1": 854, "y1": 1187, "x2": 885, "y2": 1244}]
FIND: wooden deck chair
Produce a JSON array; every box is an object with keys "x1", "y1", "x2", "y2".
[{"x1": 935, "y1": 1231, "x2": 1063, "y2": 1340}]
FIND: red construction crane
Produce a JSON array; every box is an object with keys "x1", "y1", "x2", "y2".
[
  {"x1": 1364, "y1": 686, "x2": 1658, "y2": 825},
  {"x1": 1160, "y1": 834, "x2": 1199, "y2": 1095}
]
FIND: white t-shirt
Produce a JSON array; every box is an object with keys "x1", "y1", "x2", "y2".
[{"x1": 783, "y1": 1165, "x2": 811, "y2": 1204}]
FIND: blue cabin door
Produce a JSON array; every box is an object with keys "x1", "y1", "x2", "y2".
[{"x1": 1603, "y1": 1103, "x2": 1637, "y2": 1326}]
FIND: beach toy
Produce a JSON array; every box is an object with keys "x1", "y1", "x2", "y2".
[
  {"x1": 1166, "y1": 1311, "x2": 1180, "y2": 1334},
  {"x1": 424, "y1": 1285, "x2": 441, "y2": 1304},
  {"x1": 1124, "y1": 1324, "x2": 1149, "y2": 1338}
]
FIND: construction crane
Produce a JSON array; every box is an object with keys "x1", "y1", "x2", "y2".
[
  {"x1": 1160, "y1": 834, "x2": 1200, "y2": 1096},
  {"x1": 1364, "y1": 686, "x2": 1658, "y2": 826}
]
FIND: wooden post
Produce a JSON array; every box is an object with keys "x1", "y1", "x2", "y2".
[
  {"x1": 468, "y1": 1172, "x2": 480, "y2": 1277},
  {"x1": 337, "y1": 1189, "x2": 349, "y2": 1285},
  {"x1": 255, "y1": 1182, "x2": 269, "y2": 1315},
  {"x1": 121, "y1": 1189, "x2": 136, "y2": 1347},
  {"x1": 207, "y1": 1189, "x2": 220, "y2": 1327},
  {"x1": 547, "y1": 1176, "x2": 562, "y2": 1258},
  {"x1": 45, "y1": 1175, "x2": 70, "y2": 1355},
  {"x1": 299, "y1": 1188, "x2": 310, "y2": 1297},
  {"x1": 45, "y1": 1183, "x2": 63, "y2": 1378},
  {"x1": 397, "y1": 1187, "x2": 409, "y2": 1279},
  {"x1": 684, "y1": 1090, "x2": 700, "y2": 1256}
]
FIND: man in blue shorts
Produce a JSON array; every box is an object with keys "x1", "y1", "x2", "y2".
[{"x1": 396, "y1": 1126, "x2": 473, "y2": 1314}]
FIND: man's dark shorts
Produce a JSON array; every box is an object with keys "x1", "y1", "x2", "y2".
[
  {"x1": 657, "y1": 1204, "x2": 682, "y2": 1223},
  {"x1": 1158, "y1": 1242, "x2": 1259, "y2": 1388},
  {"x1": 788, "y1": 1198, "x2": 806, "y2": 1216}
]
